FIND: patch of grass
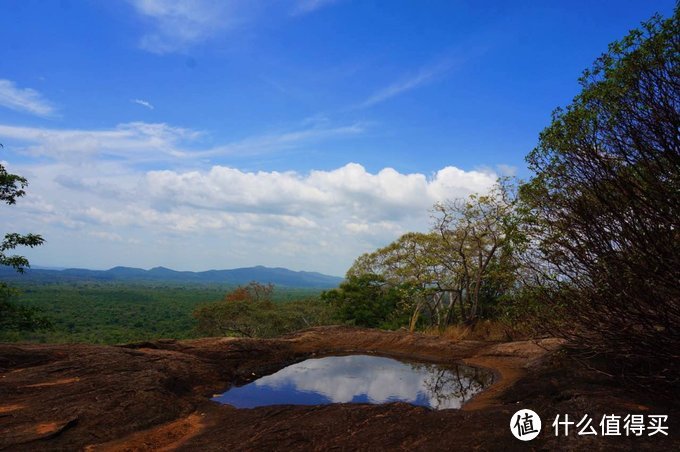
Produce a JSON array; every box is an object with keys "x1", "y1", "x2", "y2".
[{"x1": 424, "y1": 320, "x2": 530, "y2": 342}]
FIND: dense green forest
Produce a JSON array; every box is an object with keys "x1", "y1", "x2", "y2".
[{"x1": 0, "y1": 282, "x2": 322, "y2": 344}]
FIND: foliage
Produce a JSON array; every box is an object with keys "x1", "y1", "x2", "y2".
[
  {"x1": 519, "y1": 9, "x2": 680, "y2": 386},
  {"x1": 194, "y1": 282, "x2": 334, "y2": 338},
  {"x1": 1, "y1": 233, "x2": 44, "y2": 273},
  {"x1": 346, "y1": 233, "x2": 442, "y2": 330},
  {"x1": 344, "y1": 181, "x2": 524, "y2": 331},
  {"x1": 0, "y1": 283, "x2": 51, "y2": 332},
  {"x1": 0, "y1": 146, "x2": 27, "y2": 205},
  {"x1": 0, "y1": 281, "x2": 323, "y2": 343},
  {"x1": 1, "y1": 147, "x2": 49, "y2": 332},
  {"x1": 0, "y1": 149, "x2": 45, "y2": 273},
  {"x1": 432, "y1": 180, "x2": 523, "y2": 325},
  {"x1": 320, "y1": 274, "x2": 408, "y2": 329},
  {"x1": 224, "y1": 281, "x2": 274, "y2": 303}
]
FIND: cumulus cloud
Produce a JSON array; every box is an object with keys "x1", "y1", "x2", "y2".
[
  {"x1": 6, "y1": 158, "x2": 496, "y2": 274},
  {"x1": 144, "y1": 163, "x2": 495, "y2": 221},
  {"x1": 34, "y1": 161, "x2": 493, "y2": 233},
  {"x1": 1, "y1": 120, "x2": 499, "y2": 275},
  {"x1": 0, "y1": 79, "x2": 56, "y2": 117}
]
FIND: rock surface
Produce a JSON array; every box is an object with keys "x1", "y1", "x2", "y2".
[{"x1": 0, "y1": 326, "x2": 677, "y2": 450}]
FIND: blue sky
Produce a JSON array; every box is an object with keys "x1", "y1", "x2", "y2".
[{"x1": 0, "y1": 0, "x2": 675, "y2": 275}]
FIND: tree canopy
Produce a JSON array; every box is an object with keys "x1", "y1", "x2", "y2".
[
  {"x1": 194, "y1": 282, "x2": 333, "y2": 338},
  {"x1": 341, "y1": 181, "x2": 523, "y2": 331}
]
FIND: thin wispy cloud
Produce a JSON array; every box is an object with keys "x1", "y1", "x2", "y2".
[
  {"x1": 202, "y1": 122, "x2": 364, "y2": 158},
  {"x1": 291, "y1": 0, "x2": 341, "y2": 16},
  {"x1": 357, "y1": 60, "x2": 455, "y2": 109},
  {"x1": 128, "y1": 0, "x2": 247, "y2": 54},
  {"x1": 496, "y1": 164, "x2": 517, "y2": 177},
  {"x1": 0, "y1": 79, "x2": 56, "y2": 117},
  {"x1": 132, "y1": 98, "x2": 154, "y2": 110},
  {"x1": 0, "y1": 120, "x2": 363, "y2": 164},
  {"x1": 128, "y1": 0, "x2": 344, "y2": 53},
  {"x1": 0, "y1": 122, "x2": 199, "y2": 163}
]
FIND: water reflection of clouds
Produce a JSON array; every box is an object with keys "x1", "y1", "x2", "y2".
[{"x1": 243, "y1": 355, "x2": 491, "y2": 410}]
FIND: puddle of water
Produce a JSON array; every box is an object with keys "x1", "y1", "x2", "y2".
[{"x1": 212, "y1": 354, "x2": 493, "y2": 410}]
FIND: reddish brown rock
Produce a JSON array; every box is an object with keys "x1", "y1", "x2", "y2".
[{"x1": 0, "y1": 327, "x2": 677, "y2": 451}]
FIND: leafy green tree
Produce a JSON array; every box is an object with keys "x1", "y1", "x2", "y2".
[
  {"x1": 432, "y1": 180, "x2": 523, "y2": 325},
  {"x1": 321, "y1": 274, "x2": 406, "y2": 328},
  {"x1": 194, "y1": 282, "x2": 334, "y2": 338},
  {"x1": 0, "y1": 284, "x2": 51, "y2": 331},
  {"x1": 223, "y1": 281, "x2": 274, "y2": 303},
  {"x1": 1, "y1": 146, "x2": 49, "y2": 331},
  {"x1": 1, "y1": 148, "x2": 44, "y2": 272},
  {"x1": 347, "y1": 232, "x2": 444, "y2": 331},
  {"x1": 519, "y1": 9, "x2": 679, "y2": 386},
  {"x1": 194, "y1": 282, "x2": 275, "y2": 337},
  {"x1": 344, "y1": 181, "x2": 523, "y2": 331}
]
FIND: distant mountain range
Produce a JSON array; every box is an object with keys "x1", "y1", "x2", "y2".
[{"x1": 0, "y1": 265, "x2": 344, "y2": 288}]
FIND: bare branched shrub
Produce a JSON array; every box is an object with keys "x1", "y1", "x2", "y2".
[{"x1": 520, "y1": 10, "x2": 680, "y2": 388}]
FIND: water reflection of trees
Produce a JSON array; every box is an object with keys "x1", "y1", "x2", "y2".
[{"x1": 410, "y1": 363, "x2": 493, "y2": 409}]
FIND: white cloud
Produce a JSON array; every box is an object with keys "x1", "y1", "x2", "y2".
[
  {"x1": 126, "y1": 0, "x2": 346, "y2": 53},
  {"x1": 1, "y1": 120, "x2": 499, "y2": 275},
  {"x1": 128, "y1": 0, "x2": 250, "y2": 54},
  {"x1": 358, "y1": 60, "x2": 454, "y2": 109},
  {"x1": 89, "y1": 231, "x2": 127, "y2": 242},
  {"x1": 132, "y1": 98, "x2": 154, "y2": 110},
  {"x1": 0, "y1": 122, "x2": 199, "y2": 162},
  {"x1": 241, "y1": 355, "x2": 488, "y2": 409},
  {"x1": 0, "y1": 121, "x2": 361, "y2": 163},
  {"x1": 496, "y1": 163, "x2": 517, "y2": 177},
  {"x1": 203, "y1": 123, "x2": 364, "y2": 157},
  {"x1": 0, "y1": 79, "x2": 56, "y2": 117},
  {"x1": 7, "y1": 158, "x2": 496, "y2": 275},
  {"x1": 144, "y1": 163, "x2": 495, "y2": 220}
]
